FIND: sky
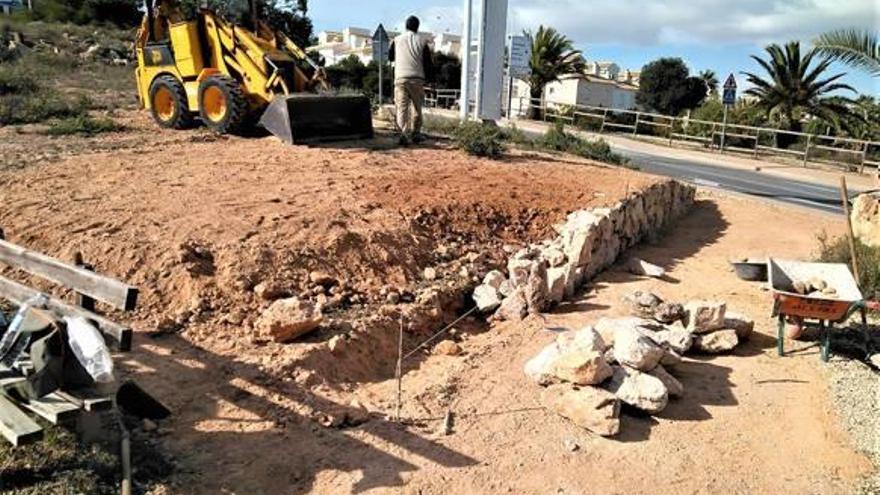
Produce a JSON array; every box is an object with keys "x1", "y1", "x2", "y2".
[{"x1": 307, "y1": 0, "x2": 880, "y2": 96}]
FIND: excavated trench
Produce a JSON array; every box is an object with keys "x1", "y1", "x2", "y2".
[{"x1": 174, "y1": 179, "x2": 699, "y2": 395}]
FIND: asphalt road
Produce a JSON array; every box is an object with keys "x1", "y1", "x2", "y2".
[
  {"x1": 510, "y1": 124, "x2": 861, "y2": 215},
  {"x1": 616, "y1": 148, "x2": 858, "y2": 215}
]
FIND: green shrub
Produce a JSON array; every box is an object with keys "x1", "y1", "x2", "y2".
[
  {"x1": 451, "y1": 121, "x2": 506, "y2": 158},
  {"x1": 0, "y1": 91, "x2": 89, "y2": 125},
  {"x1": 0, "y1": 67, "x2": 38, "y2": 95},
  {"x1": 46, "y1": 114, "x2": 122, "y2": 136},
  {"x1": 537, "y1": 122, "x2": 631, "y2": 166},
  {"x1": 817, "y1": 231, "x2": 880, "y2": 300}
]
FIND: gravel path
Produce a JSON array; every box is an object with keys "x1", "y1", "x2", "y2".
[{"x1": 827, "y1": 350, "x2": 880, "y2": 493}]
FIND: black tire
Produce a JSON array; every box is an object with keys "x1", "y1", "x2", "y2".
[
  {"x1": 148, "y1": 75, "x2": 195, "y2": 129},
  {"x1": 198, "y1": 75, "x2": 249, "y2": 135}
]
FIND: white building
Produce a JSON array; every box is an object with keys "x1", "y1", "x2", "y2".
[
  {"x1": 509, "y1": 74, "x2": 639, "y2": 116},
  {"x1": 309, "y1": 27, "x2": 461, "y2": 66},
  {"x1": 585, "y1": 61, "x2": 620, "y2": 81}
]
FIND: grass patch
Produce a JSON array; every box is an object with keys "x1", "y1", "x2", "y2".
[
  {"x1": 0, "y1": 56, "x2": 93, "y2": 125},
  {"x1": 0, "y1": 421, "x2": 174, "y2": 494},
  {"x1": 817, "y1": 231, "x2": 880, "y2": 300},
  {"x1": 46, "y1": 114, "x2": 123, "y2": 136}
]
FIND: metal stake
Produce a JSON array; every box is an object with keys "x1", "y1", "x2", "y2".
[{"x1": 395, "y1": 315, "x2": 403, "y2": 422}]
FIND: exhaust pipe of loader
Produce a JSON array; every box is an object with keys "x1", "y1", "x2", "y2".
[{"x1": 259, "y1": 94, "x2": 374, "y2": 145}]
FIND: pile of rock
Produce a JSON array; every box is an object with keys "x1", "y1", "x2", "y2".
[
  {"x1": 1, "y1": 28, "x2": 133, "y2": 66},
  {"x1": 471, "y1": 181, "x2": 695, "y2": 321},
  {"x1": 524, "y1": 292, "x2": 753, "y2": 436}
]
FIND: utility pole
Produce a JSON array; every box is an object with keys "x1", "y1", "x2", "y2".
[{"x1": 459, "y1": 0, "x2": 473, "y2": 120}]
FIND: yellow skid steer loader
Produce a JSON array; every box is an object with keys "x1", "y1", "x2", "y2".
[{"x1": 134, "y1": 0, "x2": 373, "y2": 144}]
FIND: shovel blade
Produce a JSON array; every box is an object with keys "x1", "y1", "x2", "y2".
[{"x1": 259, "y1": 93, "x2": 374, "y2": 145}]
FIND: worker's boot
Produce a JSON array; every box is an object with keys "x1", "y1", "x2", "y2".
[
  {"x1": 398, "y1": 134, "x2": 410, "y2": 146},
  {"x1": 411, "y1": 132, "x2": 426, "y2": 144}
]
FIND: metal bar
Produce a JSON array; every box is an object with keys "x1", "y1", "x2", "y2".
[
  {"x1": 860, "y1": 141, "x2": 869, "y2": 175},
  {"x1": 754, "y1": 129, "x2": 761, "y2": 158},
  {"x1": 811, "y1": 144, "x2": 864, "y2": 156},
  {"x1": 603, "y1": 122, "x2": 636, "y2": 130},
  {"x1": 803, "y1": 134, "x2": 812, "y2": 167},
  {"x1": 840, "y1": 176, "x2": 860, "y2": 287}
]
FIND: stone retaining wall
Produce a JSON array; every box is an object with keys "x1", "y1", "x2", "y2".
[{"x1": 474, "y1": 180, "x2": 696, "y2": 317}]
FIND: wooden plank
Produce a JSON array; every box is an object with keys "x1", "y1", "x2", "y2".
[
  {"x1": 18, "y1": 392, "x2": 81, "y2": 424},
  {"x1": 0, "y1": 393, "x2": 42, "y2": 446},
  {"x1": 12, "y1": 359, "x2": 33, "y2": 377},
  {"x1": 0, "y1": 239, "x2": 138, "y2": 311},
  {"x1": 0, "y1": 276, "x2": 131, "y2": 351},
  {"x1": 57, "y1": 389, "x2": 113, "y2": 412},
  {"x1": 0, "y1": 367, "x2": 25, "y2": 390}
]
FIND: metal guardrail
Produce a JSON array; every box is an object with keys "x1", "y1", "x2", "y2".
[
  {"x1": 510, "y1": 96, "x2": 880, "y2": 174},
  {"x1": 425, "y1": 88, "x2": 461, "y2": 110}
]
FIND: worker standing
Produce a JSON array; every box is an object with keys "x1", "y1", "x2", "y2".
[{"x1": 388, "y1": 16, "x2": 433, "y2": 145}]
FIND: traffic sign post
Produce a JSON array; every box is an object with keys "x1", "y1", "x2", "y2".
[
  {"x1": 372, "y1": 24, "x2": 390, "y2": 104},
  {"x1": 720, "y1": 73, "x2": 737, "y2": 153},
  {"x1": 506, "y1": 34, "x2": 531, "y2": 118}
]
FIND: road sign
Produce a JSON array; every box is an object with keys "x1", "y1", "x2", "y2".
[
  {"x1": 723, "y1": 73, "x2": 737, "y2": 89},
  {"x1": 722, "y1": 73, "x2": 736, "y2": 106},
  {"x1": 372, "y1": 24, "x2": 390, "y2": 63},
  {"x1": 373, "y1": 24, "x2": 390, "y2": 104},
  {"x1": 507, "y1": 34, "x2": 531, "y2": 78}
]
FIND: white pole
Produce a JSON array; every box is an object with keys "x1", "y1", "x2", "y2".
[
  {"x1": 459, "y1": 0, "x2": 473, "y2": 121},
  {"x1": 474, "y1": 0, "x2": 488, "y2": 120},
  {"x1": 378, "y1": 52, "x2": 383, "y2": 105}
]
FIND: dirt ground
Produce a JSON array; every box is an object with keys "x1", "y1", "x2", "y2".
[{"x1": 0, "y1": 111, "x2": 875, "y2": 494}]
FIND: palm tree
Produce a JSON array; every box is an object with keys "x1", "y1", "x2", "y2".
[
  {"x1": 524, "y1": 26, "x2": 585, "y2": 119},
  {"x1": 742, "y1": 41, "x2": 855, "y2": 141},
  {"x1": 814, "y1": 29, "x2": 880, "y2": 78},
  {"x1": 698, "y1": 69, "x2": 719, "y2": 96}
]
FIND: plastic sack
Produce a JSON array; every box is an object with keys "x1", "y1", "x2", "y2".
[
  {"x1": 0, "y1": 295, "x2": 47, "y2": 361},
  {"x1": 64, "y1": 316, "x2": 114, "y2": 383}
]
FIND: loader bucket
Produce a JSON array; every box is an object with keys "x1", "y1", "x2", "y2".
[{"x1": 259, "y1": 93, "x2": 374, "y2": 144}]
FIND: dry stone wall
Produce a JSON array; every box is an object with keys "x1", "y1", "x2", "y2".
[{"x1": 473, "y1": 180, "x2": 696, "y2": 318}]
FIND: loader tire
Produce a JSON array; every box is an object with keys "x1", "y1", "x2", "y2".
[
  {"x1": 149, "y1": 75, "x2": 194, "y2": 130},
  {"x1": 198, "y1": 75, "x2": 249, "y2": 135}
]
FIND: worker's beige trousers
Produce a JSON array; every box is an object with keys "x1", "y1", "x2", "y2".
[{"x1": 394, "y1": 79, "x2": 424, "y2": 136}]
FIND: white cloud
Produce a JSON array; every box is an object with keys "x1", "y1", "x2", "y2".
[{"x1": 412, "y1": 0, "x2": 878, "y2": 46}]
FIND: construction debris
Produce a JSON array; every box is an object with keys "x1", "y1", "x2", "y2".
[
  {"x1": 683, "y1": 300, "x2": 727, "y2": 333},
  {"x1": 605, "y1": 365, "x2": 669, "y2": 414},
  {"x1": 693, "y1": 329, "x2": 739, "y2": 353},
  {"x1": 433, "y1": 340, "x2": 463, "y2": 356},
  {"x1": 256, "y1": 297, "x2": 323, "y2": 343},
  {"x1": 541, "y1": 384, "x2": 621, "y2": 437},
  {"x1": 526, "y1": 290, "x2": 753, "y2": 435},
  {"x1": 626, "y1": 257, "x2": 666, "y2": 278}
]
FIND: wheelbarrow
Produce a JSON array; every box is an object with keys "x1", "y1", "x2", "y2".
[{"x1": 769, "y1": 258, "x2": 875, "y2": 362}]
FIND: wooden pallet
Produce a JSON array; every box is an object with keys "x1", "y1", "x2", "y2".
[
  {"x1": 0, "y1": 365, "x2": 115, "y2": 446},
  {"x1": 0, "y1": 231, "x2": 137, "y2": 446}
]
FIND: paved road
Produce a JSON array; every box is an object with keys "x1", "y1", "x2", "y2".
[
  {"x1": 511, "y1": 124, "x2": 863, "y2": 215},
  {"x1": 616, "y1": 148, "x2": 861, "y2": 215}
]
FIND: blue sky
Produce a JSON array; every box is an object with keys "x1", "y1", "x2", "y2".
[{"x1": 308, "y1": 0, "x2": 879, "y2": 96}]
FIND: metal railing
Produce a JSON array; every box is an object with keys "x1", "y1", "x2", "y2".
[
  {"x1": 511, "y1": 96, "x2": 880, "y2": 174},
  {"x1": 425, "y1": 88, "x2": 461, "y2": 110}
]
